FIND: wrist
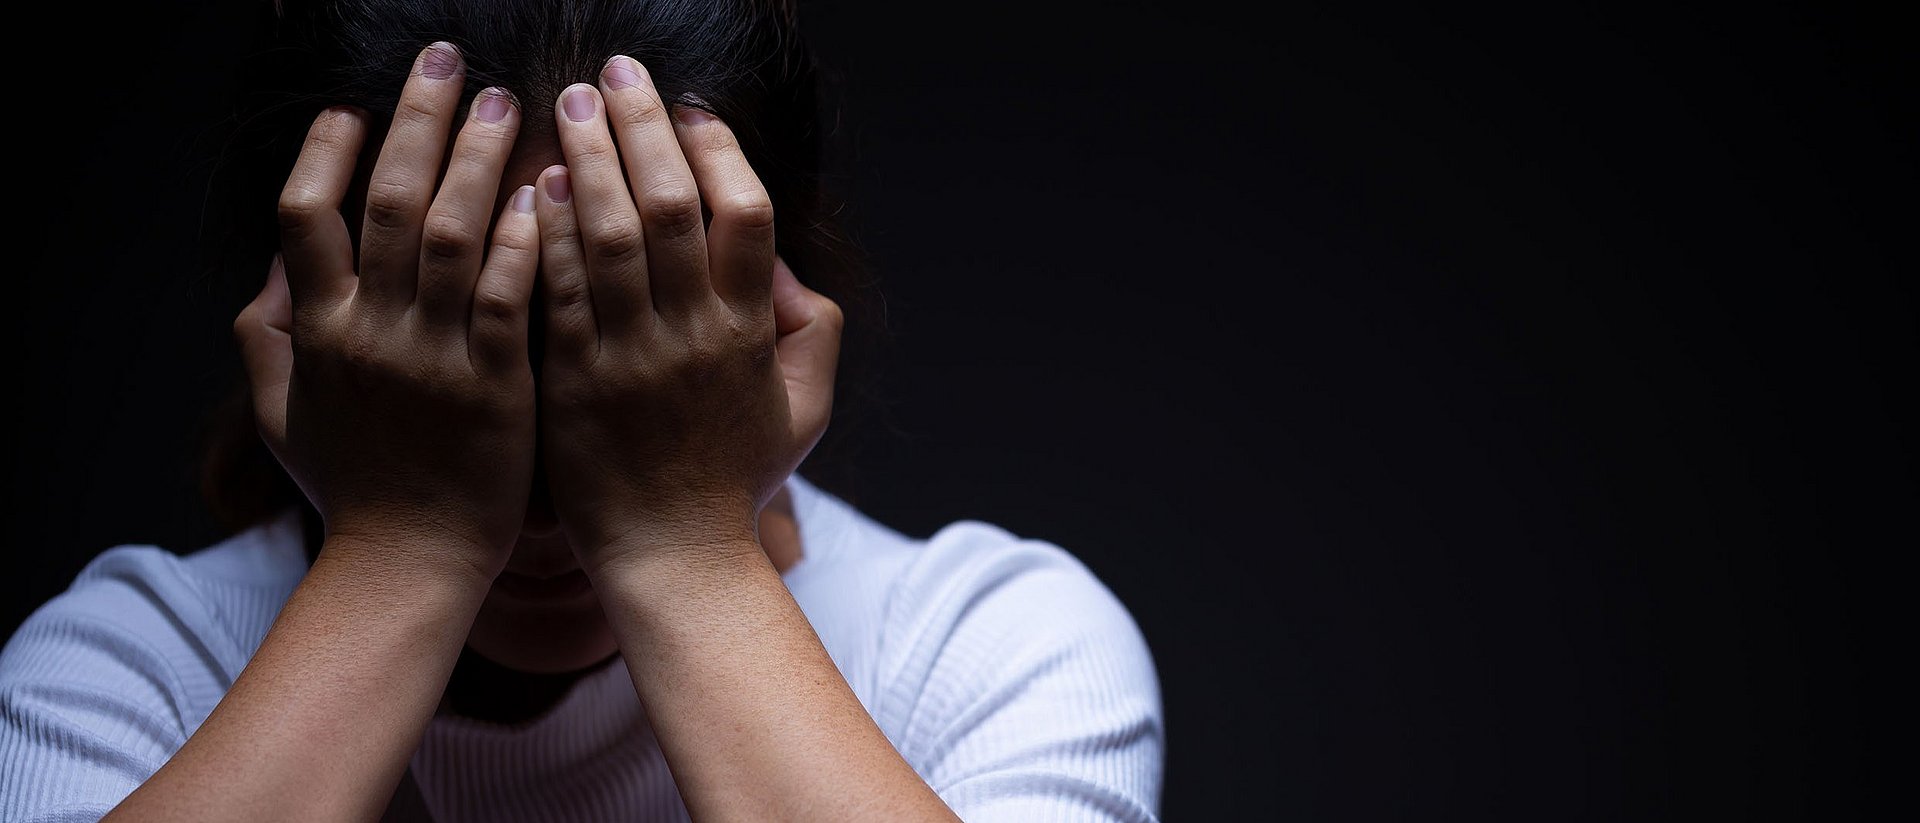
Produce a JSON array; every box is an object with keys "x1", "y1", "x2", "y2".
[
  {"x1": 582, "y1": 530, "x2": 769, "y2": 595},
  {"x1": 283, "y1": 543, "x2": 494, "y2": 662},
  {"x1": 586, "y1": 539, "x2": 776, "y2": 642},
  {"x1": 322, "y1": 503, "x2": 517, "y2": 568},
  {"x1": 316, "y1": 531, "x2": 504, "y2": 598},
  {"x1": 577, "y1": 504, "x2": 761, "y2": 573}
]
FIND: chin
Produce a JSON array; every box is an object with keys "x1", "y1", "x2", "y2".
[
  {"x1": 464, "y1": 576, "x2": 620, "y2": 674},
  {"x1": 463, "y1": 495, "x2": 618, "y2": 673}
]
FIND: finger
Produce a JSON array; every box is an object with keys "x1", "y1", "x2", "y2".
[
  {"x1": 554, "y1": 82, "x2": 650, "y2": 338},
  {"x1": 771, "y1": 257, "x2": 844, "y2": 447},
  {"x1": 234, "y1": 253, "x2": 294, "y2": 450},
  {"x1": 357, "y1": 41, "x2": 466, "y2": 314},
  {"x1": 534, "y1": 165, "x2": 598, "y2": 358},
  {"x1": 600, "y1": 56, "x2": 710, "y2": 317},
  {"x1": 276, "y1": 107, "x2": 367, "y2": 322},
  {"x1": 418, "y1": 87, "x2": 522, "y2": 329},
  {"x1": 672, "y1": 106, "x2": 774, "y2": 319},
  {"x1": 469, "y1": 186, "x2": 541, "y2": 374}
]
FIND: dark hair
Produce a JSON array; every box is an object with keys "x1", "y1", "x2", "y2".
[{"x1": 197, "y1": 0, "x2": 886, "y2": 539}]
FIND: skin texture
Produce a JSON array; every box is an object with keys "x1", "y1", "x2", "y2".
[{"x1": 109, "y1": 44, "x2": 960, "y2": 821}]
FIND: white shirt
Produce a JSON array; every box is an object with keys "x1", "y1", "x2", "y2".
[{"x1": 0, "y1": 472, "x2": 1164, "y2": 821}]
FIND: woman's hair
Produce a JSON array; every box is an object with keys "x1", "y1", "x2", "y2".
[{"x1": 198, "y1": 0, "x2": 887, "y2": 538}]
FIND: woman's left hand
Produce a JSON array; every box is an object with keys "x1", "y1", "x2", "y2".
[{"x1": 533, "y1": 56, "x2": 844, "y2": 572}]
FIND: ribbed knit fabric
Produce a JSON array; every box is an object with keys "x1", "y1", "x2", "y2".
[{"x1": 0, "y1": 473, "x2": 1164, "y2": 822}]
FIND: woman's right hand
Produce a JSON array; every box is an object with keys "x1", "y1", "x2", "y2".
[{"x1": 232, "y1": 42, "x2": 540, "y2": 582}]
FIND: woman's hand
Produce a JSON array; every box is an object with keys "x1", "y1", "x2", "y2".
[
  {"x1": 531, "y1": 55, "x2": 844, "y2": 570},
  {"x1": 122, "y1": 44, "x2": 547, "y2": 823},
  {"x1": 233, "y1": 42, "x2": 540, "y2": 582}
]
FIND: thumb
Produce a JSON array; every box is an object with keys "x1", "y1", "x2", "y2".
[
  {"x1": 771, "y1": 255, "x2": 844, "y2": 450},
  {"x1": 233, "y1": 253, "x2": 293, "y2": 452}
]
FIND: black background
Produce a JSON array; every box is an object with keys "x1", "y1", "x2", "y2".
[{"x1": 7, "y1": 1, "x2": 1909, "y2": 819}]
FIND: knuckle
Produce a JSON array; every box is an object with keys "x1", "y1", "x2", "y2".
[
  {"x1": 339, "y1": 335, "x2": 382, "y2": 372},
  {"x1": 715, "y1": 193, "x2": 775, "y2": 231},
  {"x1": 683, "y1": 333, "x2": 729, "y2": 372},
  {"x1": 640, "y1": 187, "x2": 702, "y2": 233},
  {"x1": 393, "y1": 93, "x2": 442, "y2": 125},
  {"x1": 723, "y1": 310, "x2": 765, "y2": 346},
  {"x1": 361, "y1": 179, "x2": 417, "y2": 232},
  {"x1": 303, "y1": 111, "x2": 357, "y2": 153},
  {"x1": 419, "y1": 214, "x2": 477, "y2": 262},
  {"x1": 230, "y1": 309, "x2": 256, "y2": 345},
  {"x1": 729, "y1": 316, "x2": 777, "y2": 365},
  {"x1": 586, "y1": 215, "x2": 645, "y2": 260},
  {"x1": 815, "y1": 296, "x2": 846, "y2": 333},
  {"x1": 292, "y1": 322, "x2": 353, "y2": 367},
  {"x1": 614, "y1": 89, "x2": 666, "y2": 127},
  {"x1": 546, "y1": 275, "x2": 592, "y2": 311},
  {"x1": 570, "y1": 138, "x2": 619, "y2": 167},
  {"x1": 446, "y1": 138, "x2": 514, "y2": 181},
  {"x1": 493, "y1": 225, "x2": 540, "y2": 257},
  {"x1": 460, "y1": 118, "x2": 516, "y2": 149},
  {"x1": 689, "y1": 119, "x2": 737, "y2": 151},
  {"x1": 472, "y1": 287, "x2": 522, "y2": 326},
  {"x1": 289, "y1": 327, "x2": 329, "y2": 362},
  {"x1": 495, "y1": 210, "x2": 542, "y2": 249},
  {"x1": 540, "y1": 211, "x2": 581, "y2": 244},
  {"x1": 276, "y1": 187, "x2": 325, "y2": 232}
]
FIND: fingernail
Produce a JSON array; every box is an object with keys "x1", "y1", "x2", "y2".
[
  {"x1": 562, "y1": 85, "x2": 596, "y2": 122},
  {"x1": 512, "y1": 185, "x2": 536, "y2": 213},
  {"x1": 602, "y1": 55, "x2": 643, "y2": 90},
  {"x1": 420, "y1": 42, "x2": 460, "y2": 80},
  {"x1": 673, "y1": 106, "x2": 715, "y2": 126},
  {"x1": 544, "y1": 168, "x2": 572, "y2": 203},
  {"x1": 475, "y1": 88, "x2": 512, "y2": 123}
]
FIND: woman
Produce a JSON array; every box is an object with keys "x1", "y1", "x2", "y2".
[{"x1": 0, "y1": 1, "x2": 1163, "y2": 821}]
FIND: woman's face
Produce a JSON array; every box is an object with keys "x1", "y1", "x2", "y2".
[
  {"x1": 342, "y1": 127, "x2": 804, "y2": 675},
  {"x1": 449, "y1": 140, "x2": 620, "y2": 675},
  {"x1": 464, "y1": 469, "x2": 617, "y2": 674}
]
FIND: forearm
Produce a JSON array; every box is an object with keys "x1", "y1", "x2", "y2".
[
  {"x1": 591, "y1": 539, "x2": 960, "y2": 823},
  {"x1": 106, "y1": 539, "x2": 490, "y2": 823}
]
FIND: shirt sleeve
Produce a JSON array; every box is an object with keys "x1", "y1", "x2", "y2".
[
  {"x1": 876, "y1": 522, "x2": 1166, "y2": 823},
  {"x1": 0, "y1": 547, "x2": 213, "y2": 822}
]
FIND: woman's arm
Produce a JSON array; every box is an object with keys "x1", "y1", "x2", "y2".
[
  {"x1": 109, "y1": 42, "x2": 540, "y2": 821},
  {"x1": 530, "y1": 57, "x2": 961, "y2": 822},
  {"x1": 105, "y1": 544, "x2": 490, "y2": 822},
  {"x1": 595, "y1": 541, "x2": 957, "y2": 822}
]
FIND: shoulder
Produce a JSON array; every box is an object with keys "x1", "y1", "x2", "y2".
[
  {"x1": 0, "y1": 510, "x2": 308, "y2": 820},
  {"x1": 878, "y1": 518, "x2": 1161, "y2": 722},
  {"x1": 788, "y1": 475, "x2": 1152, "y2": 642},
  {"x1": 888, "y1": 518, "x2": 1141, "y2": 630},
  {"x1": 878, "y1": 519, "x2": 1165, "y2": 821},
  {"x1": 6, "y1": 542, "x2": 229, "y2": 694},
  {"x1": 787, "y1": 477, "x2": 1159, "y2": 817},
  {"x1": 1, "y1": 509, "x2": 309, "y2": 740},
  {"x1": 5, "y1": 508, "x2": 309, "y2": 686}
]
